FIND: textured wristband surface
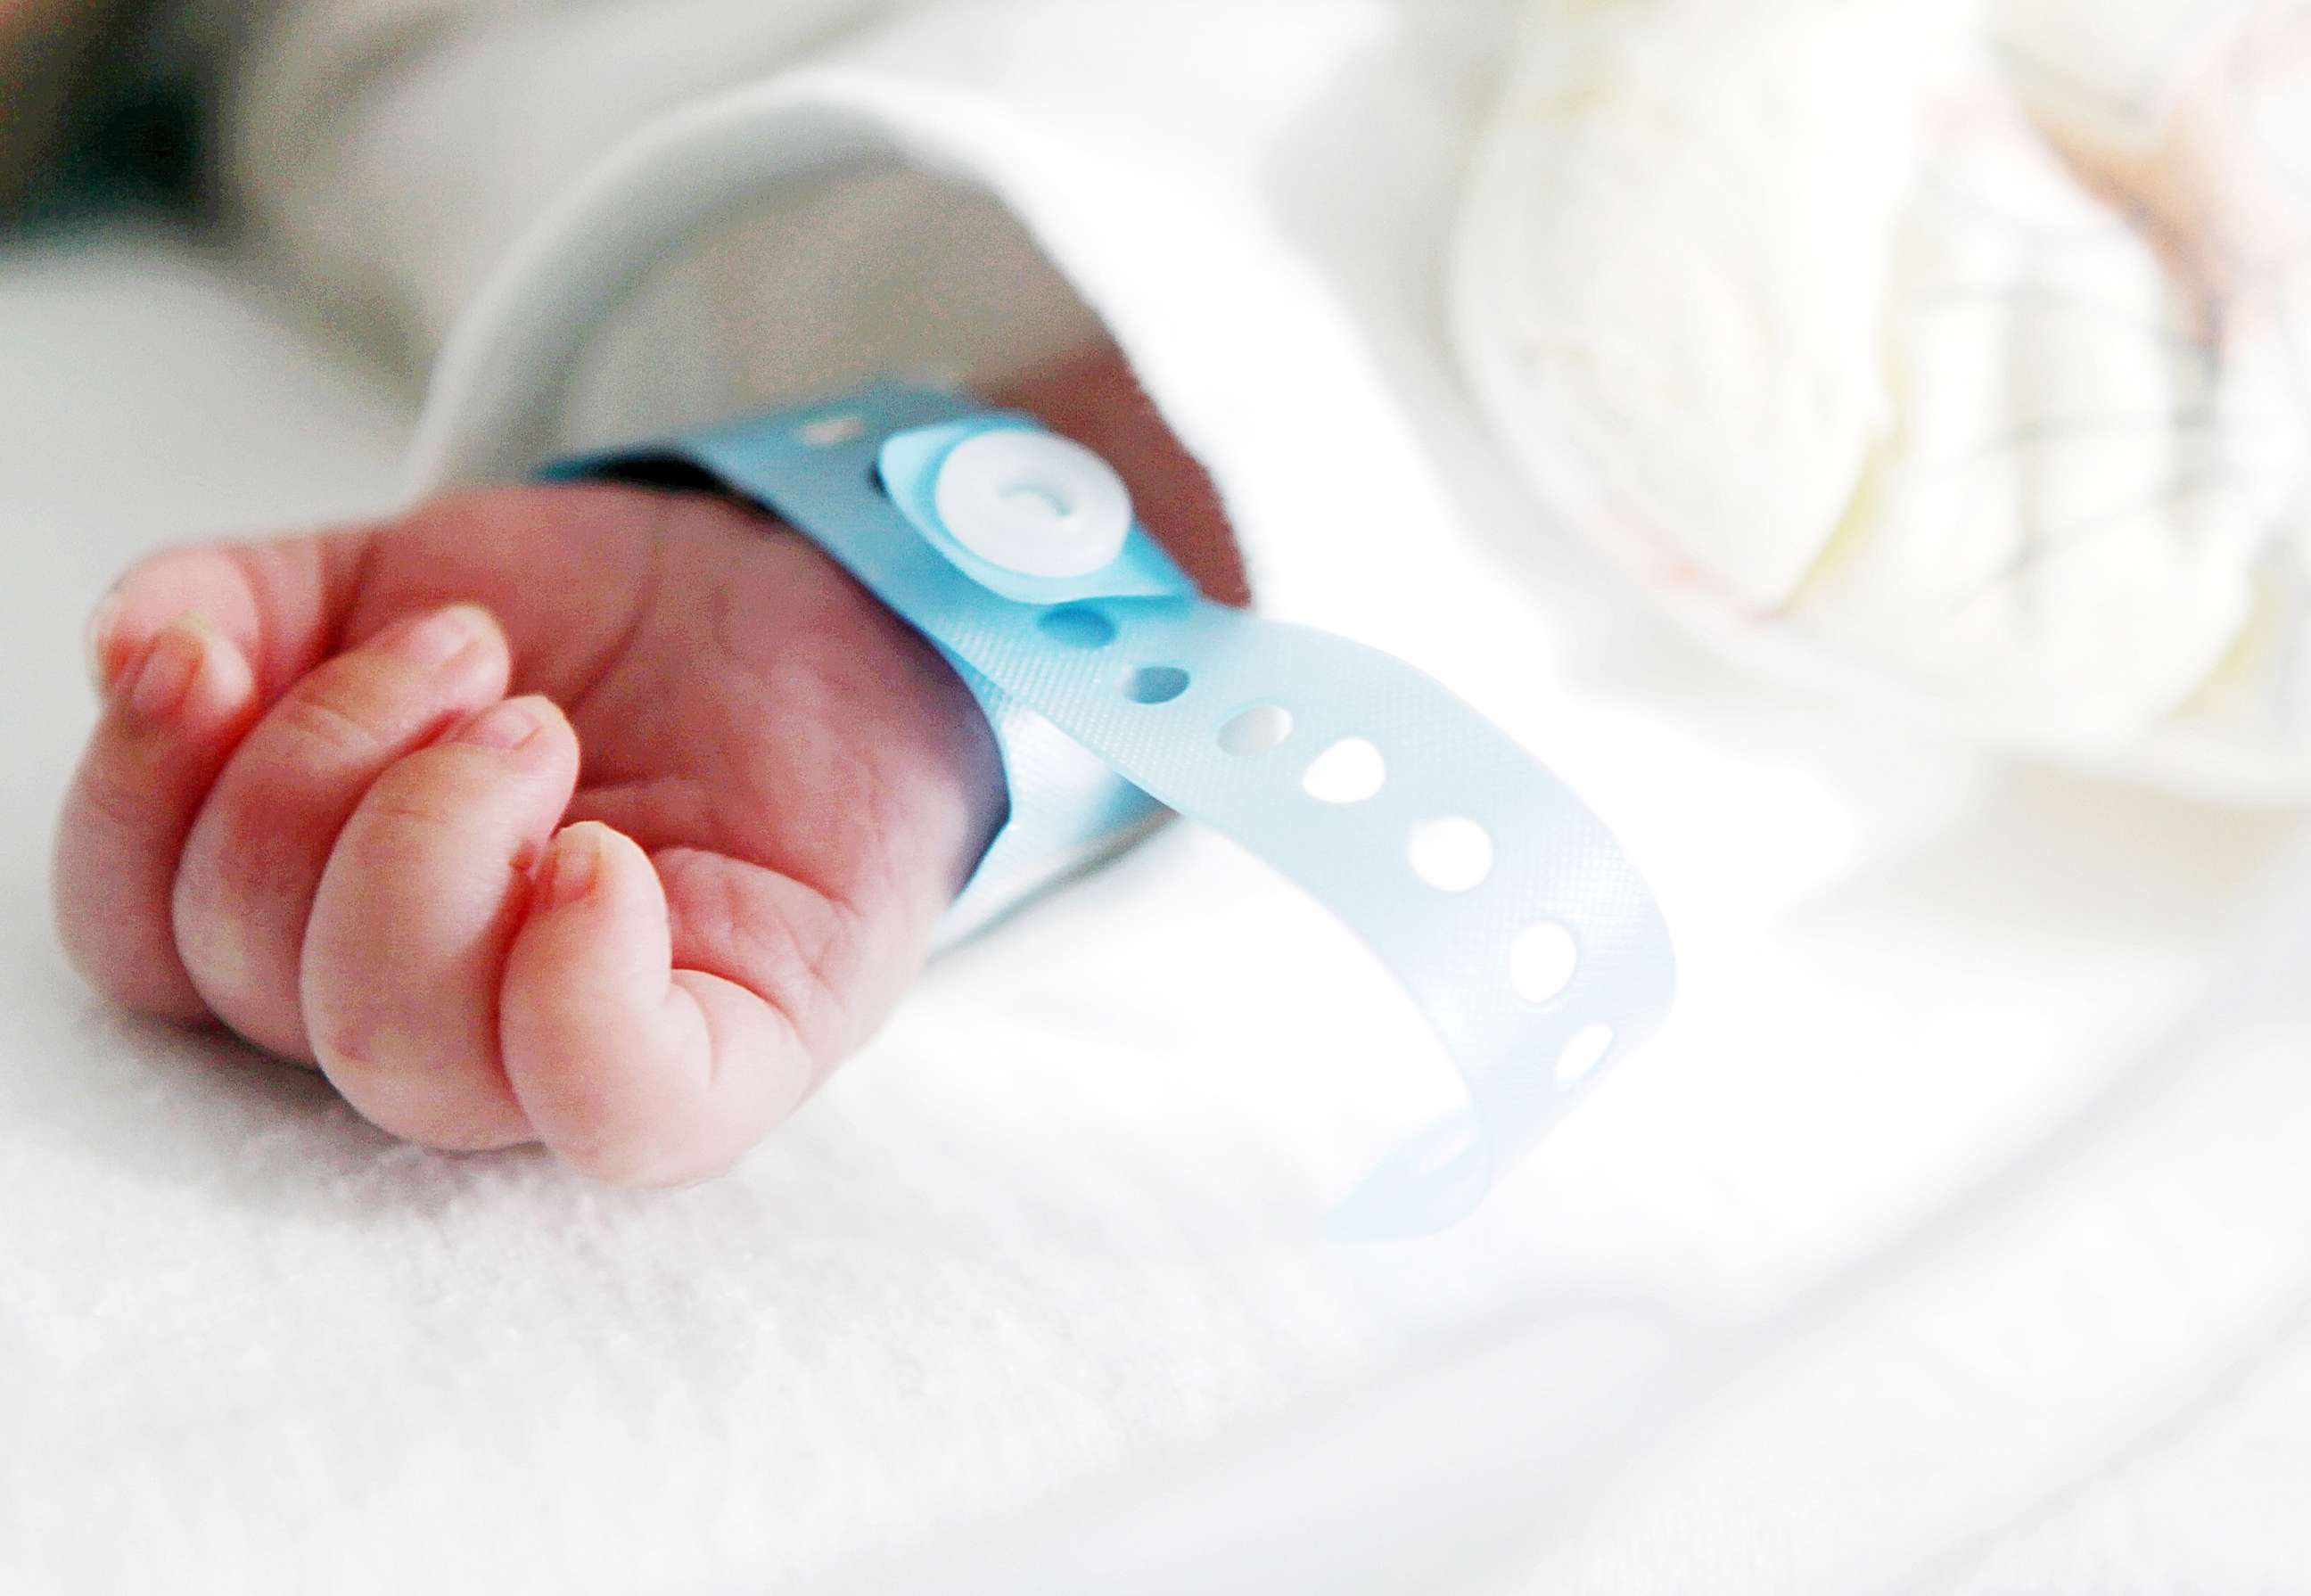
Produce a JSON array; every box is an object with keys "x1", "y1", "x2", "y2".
[{"x1": 548, "y1": 381, "x2": 1676, "y2": 1233}]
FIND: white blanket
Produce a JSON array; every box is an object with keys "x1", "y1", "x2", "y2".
[{"x1": 8, "y1": 9, "x2": 2311, "y2": 1593}]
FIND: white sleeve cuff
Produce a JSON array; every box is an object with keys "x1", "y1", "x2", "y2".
[{"x1": 404, "y1": 73, "x2": 1124, "y2": 474}]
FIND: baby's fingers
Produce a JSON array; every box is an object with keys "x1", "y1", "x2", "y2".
[
  {"x1": 53, "y1": 616, "x2": 260, "y2": 1017},
  {"x1": 174, "y1": 604, "x2": 512, "y2": 1058},
  {"x1": 302, "y1": 696, "x2": 580, "y2": 1151},
  {"x1": 499, "y1": 825, "x2": 817, "y2": 1185}
]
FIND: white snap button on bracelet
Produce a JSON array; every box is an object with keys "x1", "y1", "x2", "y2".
[{"x1": 933, "y1": 430, "x2": 1132, "y2": 579}]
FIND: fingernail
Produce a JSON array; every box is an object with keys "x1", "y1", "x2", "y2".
[
  {"x1": 122, "y1": 617, "x2": 210, "y2": 722},
  {"x1": 379, "y1": 603, "x2": 493, "y2": 668},
  {"x1": 85, "y1": 590, "x2": 127, "y2": 691},
  {"x1": 536, "y1": 825, "x2": 602, "y2": 911},
  {"x1": 452, "y1": 695, "x2": 546, "y2": 752}
]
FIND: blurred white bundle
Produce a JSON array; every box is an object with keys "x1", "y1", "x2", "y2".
[{"x1": 1454, "y1": 0, "x2": 2311, "y2": 798}]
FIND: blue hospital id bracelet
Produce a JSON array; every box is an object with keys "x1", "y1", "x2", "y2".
[{"x1": 547, "y1": 380, "x2": 1676, "y2": 1235}]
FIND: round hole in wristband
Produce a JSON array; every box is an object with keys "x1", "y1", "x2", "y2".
[{"x1": 546, "y1": 380, "x2": 1676, "y2": 1237}]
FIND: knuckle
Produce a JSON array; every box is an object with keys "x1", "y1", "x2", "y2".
[
  {"x1": 314, "y1": 1013, "x2": 391, "y2": 1086},
  {"x1": 179, "y1": 791, "x2": 303, "y2": 917},
  {"x1": 319, "y1": 1018, "x2": 523, "y2": 1152},
  {"x1": 378, "y1": 1103, "x2": 525, "y2": 1156},
  {"x1": 267, "y1": 679, "x2": 395, "y2": 766},
  {"x1": 171, "y1": 852, "x2": 292, "y2": 1012},
  {"x1": 71, "y1": 756, "x2": 162, "y2": 839},
  {"x1": 352, "y1": 756, "x2": 469, "y2": 834},
  {"x1": 530, "y1": 1074, "x2": 697, "y2": 1187},
  {"x1": 551, "y1": 1119, "x2": 664, "y2": 1186}
]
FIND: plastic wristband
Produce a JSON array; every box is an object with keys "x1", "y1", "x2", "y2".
[{"x1": 547, "y1": 380, "x2": 1675, "y2": 1234}]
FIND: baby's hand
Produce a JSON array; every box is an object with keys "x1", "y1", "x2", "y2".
[{"x1": 52, "y1": 351, "x2": 1238, "y2": 1182}]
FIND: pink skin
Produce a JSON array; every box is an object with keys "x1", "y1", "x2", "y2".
[{"x1": 52, "y1": 347, "x2": 1242, "y2": 1183}]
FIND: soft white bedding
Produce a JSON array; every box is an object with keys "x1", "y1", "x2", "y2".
[{"x1": 7, "y1": 33, "x2": 2311, "y2": 1593}]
